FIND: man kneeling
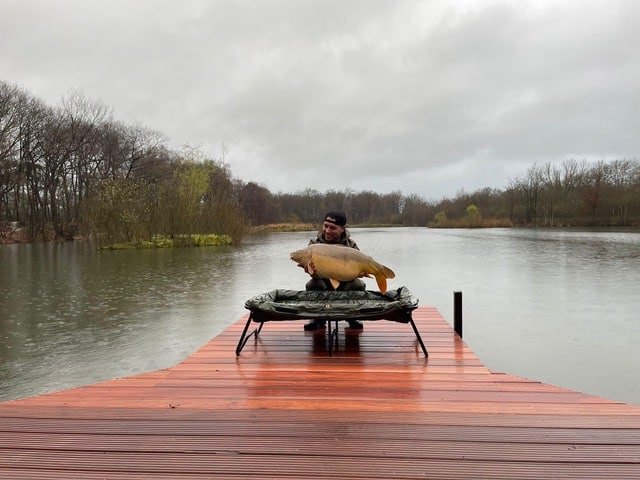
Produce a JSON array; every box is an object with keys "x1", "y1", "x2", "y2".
[{"x1": 301, "y1": 210, "x2": 364, "y2": 331}]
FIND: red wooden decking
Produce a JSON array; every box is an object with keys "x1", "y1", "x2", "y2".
[{"x1": 1, "y1": 307, "x2": 639, "y2": 479}]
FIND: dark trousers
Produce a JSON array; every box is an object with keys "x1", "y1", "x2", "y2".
[{"x1": 305, "y1": 277, "x2": 366, "y2": 291}]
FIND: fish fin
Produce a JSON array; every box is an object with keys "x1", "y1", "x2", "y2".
[
  {"x1": 329, "y1": 278, "x2": 340, "y2": 290},
  {"x1": 382, "y1": 266, "x2": 395, "y2": 279},
  {"x1": 375, "y1": 275, "x2": 388, "y2": 294},
  {"x1": 307, "y1": 262, "x2": 316, "y2": 275}
]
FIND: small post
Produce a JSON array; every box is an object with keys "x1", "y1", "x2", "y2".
[{"x1": 453, "y1": 291, "x2": 462, "y2": 338}]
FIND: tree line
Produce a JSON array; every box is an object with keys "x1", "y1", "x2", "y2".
[
  {"x1": 0, "y1": 80, "x2": 244, "y2": 245},
  {"x1": 239, "y1": 154, "x2": 640, "y2": 229},
  {"x1": 1, "y1": 79, "x2": 639, "y2": 244}
]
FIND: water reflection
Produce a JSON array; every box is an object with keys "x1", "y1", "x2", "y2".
[{"x1": 1, "y1": 228, "x2": 639, "y2": 405}]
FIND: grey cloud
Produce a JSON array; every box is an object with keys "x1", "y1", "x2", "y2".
[{"x1": 2, "y1": 0, "x2": 638, "y2": 200}]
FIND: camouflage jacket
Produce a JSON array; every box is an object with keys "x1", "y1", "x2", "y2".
[{"x1": 308, "y1": 229, "x2": 359, "y2": 250}]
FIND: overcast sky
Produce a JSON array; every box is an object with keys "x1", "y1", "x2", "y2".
[{"x1": 2, "y1": 0, "x2": 639, "y2": 200}]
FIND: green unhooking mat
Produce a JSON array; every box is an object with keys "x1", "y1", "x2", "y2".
[{"x1": 244, "y1": 286, "x2": 419, "y2": 323}]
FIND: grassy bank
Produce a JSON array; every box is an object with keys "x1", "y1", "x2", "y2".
[{"x1": 98, "y1": 234, "x2": 233, "y2": 250}]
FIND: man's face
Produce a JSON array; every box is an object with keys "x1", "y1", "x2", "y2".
[{"x1": 322, "y1": 221, "x2": 344, "y2": 243}]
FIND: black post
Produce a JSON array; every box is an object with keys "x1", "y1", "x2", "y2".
[{"x1": 454, "y1": 291, "x2": 462, "y2": 338}]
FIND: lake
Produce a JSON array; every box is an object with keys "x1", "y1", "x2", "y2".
[{"x1": 1, "y1": 227, "x2": 639, "y2": 405}]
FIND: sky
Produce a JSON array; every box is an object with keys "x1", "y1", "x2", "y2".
[{"x1": 2, "y1": 0, "x2": 639, "y2": 201}]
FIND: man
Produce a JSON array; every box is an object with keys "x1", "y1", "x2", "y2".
[{"x1": 302, "y1": 210, "x2": 365, "y2": 331}]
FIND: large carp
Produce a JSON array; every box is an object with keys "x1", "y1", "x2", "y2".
[{"x1": 290, "y1": 243, "x2": 395, "y2": 293}]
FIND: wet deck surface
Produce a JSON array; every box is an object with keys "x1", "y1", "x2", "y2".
[{"x1": 2, "y1": 307, "x2": 639, "y2": 478}]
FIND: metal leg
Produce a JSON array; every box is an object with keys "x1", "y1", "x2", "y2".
[
  {"x1": 408, "y1": 318, "x2": 429, "y2": 357},
  {"x1": 237, "y1": 310, "x2": 426, "y2": 357},
  {"x1": 327, "y1": 320, "x2": 339, "y2": 355},
  {"x1": 235, "y1": 313, "x2": 263, "y2": 356}
]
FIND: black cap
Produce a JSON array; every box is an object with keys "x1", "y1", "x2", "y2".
[{"x1": 324, "y1": 210, "x2": 347, "y2": 227}]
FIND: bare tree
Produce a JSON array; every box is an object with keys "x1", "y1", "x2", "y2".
[
  {"x1": 603, "y1": 159, "x2": 636, "y2": 225},
  {"x1": 583, "y1": 160, "x2": 607, "y2": 224},
  {"x1": 511, "y1": 164, "x2": 544, "y2": 225},
  {"x1": 240, "y1": 182, "x2": 275, "y2": 225},
  {"x1": 0, "y1": 81, "x2": 26, "y2": 219}
]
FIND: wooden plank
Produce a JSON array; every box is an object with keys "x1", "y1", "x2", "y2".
[{"x1": 1, "y1": 453, "x2": 639, "y2": 479}]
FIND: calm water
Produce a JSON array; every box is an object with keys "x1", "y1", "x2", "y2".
[{"x1": 1, "y1": 228, "x2": 639, "y2": 405}]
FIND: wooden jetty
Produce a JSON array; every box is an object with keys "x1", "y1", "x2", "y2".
[{"x1": 1, "y1": 307, "x2": 639, "y2": 479}]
